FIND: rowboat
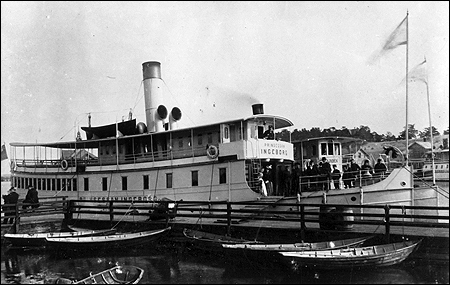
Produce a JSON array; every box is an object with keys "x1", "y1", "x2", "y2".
[
  {"x1": 279, "y1": 239, "x2": 422, "y2": 270},
  {"x1": 4, "y1": 228, "x2": 117, "y2": 247},
  {"x1": 45, "y1": 227, "x2": 171, "y2": 251},
  {"x1": 221, "y1": 235, "x2": 374, "y2": 251},
  {"x1": 183, "y1": 228, "x2": 261, "y2": 251},
  {"x1": 51, "y1": 265, "x2": 144, "y2": 284}
]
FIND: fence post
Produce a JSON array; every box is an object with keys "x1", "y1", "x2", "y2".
[
  {"x1": 14, "y1": 203, "x2": 20, "y2": 234},
  {"x1": 226, "y1": 202, "x2": 231, "y2": 236},
  {"x1": 384, "y1": 204, "x2": 390, "y2": 243},
  {"x1": 300, "y1": 204, "x2": 306, "y2": 241}
]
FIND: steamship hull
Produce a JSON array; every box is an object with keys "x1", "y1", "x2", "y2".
[{"x1": 8, "y1": 61, "x2": 295, "y2": 206}]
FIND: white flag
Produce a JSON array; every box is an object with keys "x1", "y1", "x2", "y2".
[{"x1": 401, "y1": 59, "x2": 427, "y2": 85}]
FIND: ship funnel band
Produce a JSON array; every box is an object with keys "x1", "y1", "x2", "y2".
[
  {"x1": 170, "y1": 107, "x2": 182, "y2": 121},
  {"x1": 142, "y1": 61, "x2": 161, "y2": 79},
  {"x1": 252, "y1": 103, "x2": 264, "y2": 115},
  {"x1": 157, "y1": 105, "x2": 168, "y2": 120}
]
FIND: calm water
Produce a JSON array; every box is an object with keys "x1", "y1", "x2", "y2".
[{"x1": 1, "y1": 182, "x2": 449, "y2": 284}]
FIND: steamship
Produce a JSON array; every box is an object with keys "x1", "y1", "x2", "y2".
[
  {"x1": 8, "y1": 61, "x2": 295, "y2": 203},
  {"x1": 7, "y1": 61, "x2": 446, "y2": 222}
]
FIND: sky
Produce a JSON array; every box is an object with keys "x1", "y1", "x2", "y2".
[{"x1": 1, "y1": 1, "x2": 449, "y2": 169}]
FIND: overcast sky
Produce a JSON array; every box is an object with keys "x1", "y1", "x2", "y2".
[{"x1": 1, "y1": 1, "x2": 449, "y2": 156}]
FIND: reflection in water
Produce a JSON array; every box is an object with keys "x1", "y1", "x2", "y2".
[{"x1": 1, "y1": 241, "x2": 449, "y2": 284}]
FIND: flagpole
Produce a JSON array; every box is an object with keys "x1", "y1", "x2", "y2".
[
  {"x1": 405, "y1": 11, "x2": 409, "y2": 164},
  {"x1": 424, "y1": 60, "x2": 436, "y2": 185}
]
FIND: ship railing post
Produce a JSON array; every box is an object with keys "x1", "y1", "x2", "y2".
[
  {"x1": 226, "y1": 202, "x2": 231, "y2": 236},
  {"x1": 109, "y1": 201, "x2": 114, "y2": 224},
  {"x1": 384, "y1": 204, "x2": 390, "y2": 243},
  {"x1": 300, "y1": 204, "x2": 306, "y2": 241}
]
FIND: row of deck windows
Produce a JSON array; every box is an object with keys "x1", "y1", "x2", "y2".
[{"x1": 13, "y1": 168, "x2": 227, "y2": 192}]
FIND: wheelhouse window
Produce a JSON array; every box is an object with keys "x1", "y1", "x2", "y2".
[
  {"x1": 219, "y1": 168, "x2": 227, "y2": 184},
  {"x1": 73, "y1": 179, "x2": 77, "y2": 191},
  {"x1": 143, "y1": 175, "x2": 149, "y2": 190},
  {"x1": 191, "y1": 170, "x2": 198, "y2": 186},
  {"x1": 84, "y1": 177, "x2": 89, "y2": 191},
  {"x1": 122, "y1": 176, "x2": 127, "y2": 191},
  {"x1": 166, "y1": 173, "x2": 173, "y2": 188},
  {"x1": 102, "y1": 177, "x2": 108, "y2": 191}
]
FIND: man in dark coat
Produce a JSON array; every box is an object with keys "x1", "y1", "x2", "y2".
[
  {"x1": 23, "y1": 185, "x2": 40, "y2": 209},
  {"x1": 2, "y1": 187, "x2": 19, "y2": 224}
]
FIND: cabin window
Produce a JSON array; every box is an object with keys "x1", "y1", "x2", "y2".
[
  {"x1": 219, "y1": 168, "x2": 227, "y2": 184},
  {"x1": 198, "y1": 134, "x2": 203, "y2": 145},
  {"x1": 57, "y1": 179, "x2": 61, "y2": 191},
  {"x1": 73, "y1": 179, "x2": 77, "y2": 191},
  {"x1": 143, "y1": 175, "x2": 149, "y2": 190},
  {"x1": 192, "y1": 170, "x2": 198, "y2": 186},
  {"x1": 62, "y1": 179, "x2": 66, "y2": 191},
  {"x1": 230, "y1": 125, "x2": 236, "y2": 141},
  {"x1": 321, "y1": 143, "x2": 327, "y2": 156},
  {"x1": 52, "y1": 179, "x2": 56, "y2": 191},
  {"x1": 208, "y1": 133, "x2": 213, "y2": 144},
  {"x1": 224, "y1": 126, "x2": 229, "y2": 139},
  {"x1": 178, "y1": 137, "x2": 183, "y2": 148},
  {"x1": 84, "y1": 178, "x2": 89, "y2": 191},
  {"x1": 21, "y1": 178, "x2": 24, "y2": 189},
  {"x1": 328, "y1": 143, "x2": 334, "y2": 155},
  {"x1": 37, "y1": 178, "x2": 41, "y2": 190},
  {"x1": 33, "y1": 178, "x2": 37, "y2": 188},
  {"x1": 334, "y1": 143, "x2": 340, "y2": 155},
  {"x1": 67, "y1": 179, "x2": 72, "y2": 191},
  {"x1": 47, "y1": 179, "x2": 51, "y2": 190},
  {"x1": 122, "y1": 176, "x2": 127, "y2": 191},
  {"x1": 166, "y1": 173, "x2": 173, "y2": 188},
  {"x1": 102, "y1": 177, "x2": 108, "y2": 191},
  {"x1": 257, "y1": 126, "x2": 264, "y2": 139}
]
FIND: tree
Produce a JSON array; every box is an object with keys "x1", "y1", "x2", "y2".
[
  {"x1": 444, "y1": 127, "x2": 449, "y2": 135},
  {"x1": 418, "y1": 126, "x2": 440, "y2": 139},
  {"x1": 398, "y1": 124, "x2": 418, "y2": 140}
]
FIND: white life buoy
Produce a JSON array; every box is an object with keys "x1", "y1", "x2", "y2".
[
  {"x1": 61, "y1": 159, "x2": 69, "y2": 170},
  {"x1": 206, "y1": 145, "x2": 219, "y2": 159}
]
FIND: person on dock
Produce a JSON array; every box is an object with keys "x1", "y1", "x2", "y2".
[
  {"x1": 2, "y1": 187, "x2": 19, "y2": 224},
  {"x1": 331, "y1": 164, "x2": 341, "y2": 190},
  {"x1": 22, "y1": 185, "x2": 40, "y2": 209}
]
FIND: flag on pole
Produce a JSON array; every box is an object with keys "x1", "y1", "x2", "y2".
[
  {"x1": 368, "y1": 15, "x2": 408, "y2": 64},
  {"x1": 1, "y1": 144, "x2": 8, "y2": 161},
  {"x1": 401, "y1": 58, "x2": 427, "y2": 84}
]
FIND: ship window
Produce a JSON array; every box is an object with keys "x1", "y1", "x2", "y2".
[
  {"x1": 198, "y1": 134, "x2": 203, "y2": 145},
  {"x1": 84, "y1": 178, "x2": 89, "y2": 191},
  {"x1": 192, "y1": 170, "x2": 198, "y2": 186},
  {"x1": 224, "y1": 126, "x2": 229, "y2": 139},
  {"x1": 42, "y1": 179, "x2": 46, "y2": 190},
  {"x1": 219, "y1": 168, "x2": 227, "y2": 184},
  {"x1": 57, "y1": 179, "x2": 61, "y2": 191},
  {"x1": 67, "y1": 179, "x2": 72, "y2": 191},
  {"x1": 62, "y1": 179, "x2": 66, "y2": 191},
  {"x1": 47, "y1": 179, "x2": 51, "y2": 190},
  {"x1": 122, "y1": 176, "x2": 127, "y2": 191},
  {"x1": 328, "y1": 143, "x2": 334, "y2": 155},
  {"x1": 166, "y1": 173, "x2": 173, "y2": 188},
  {"x1": 334, "y1": 143, "x2": 340, "y2": 155},
  {"x1": 321, "y1": 143, "x2": 327, "y2": 156},
  {"x1": 37, "y1": 178, "x2": 41, "y2": 190},
  {"x1": 208, "y1": 133, "x2": 213, "y2": 144},
  {"x1": 73, "y1": 179, "x2": 77, "y2": 191},
  {"x1": 33, "y1": 178, "x2": 37, "y2": 188},
  {"x1": 178, "y1": 137, "x2": 183, "y2": 148},
  {"x1": 21, "y1": 178, "x2": 24, "y2": 189},
  {"x1": 143, "y1": 175, "x2": 149, "y2": 190},
  {"x1": 52, "y1": 179, "x2": 56, "y2": 191},
  {"x1": 102, "y1": 177, "x2": 108, "y2": 191}
]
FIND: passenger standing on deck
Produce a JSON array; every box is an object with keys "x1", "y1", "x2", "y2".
[
  {"x1": 374, "y1": 158, "x2": 387, "y2": 178},
  {"x1": 349, "y1": 159, "x2": 361, "y2": 187},
  {"x1": 342, "y1": 165, "x2": 352, "y2": 189},
  {"x1": 320, "y1": 157, "x2": 332, "y2": 190},
  {"x1": 263, "y1": 165, "x2": 273, "y2": 196},
  {"x1": 292, "y1": 163, "x2": 302, "y2": 195},
  {"x1": 23, "y1": 185, "x2": 39, "y2": 209},
  {"x1": 2, "y1": 187, "x2": 19, "y2": 224},
  {"x1": 309, "y1": 160, "x2": 319, "y2": 190},
  {"x1": 361, "y1": 160, "x2": 374, "y2": 177},
  {"x1": 258, "y1": 172, "x2": 267, "y2": 197},
  {"x1": 331, "y1": 165, "x2": 341, "y2": 190}
]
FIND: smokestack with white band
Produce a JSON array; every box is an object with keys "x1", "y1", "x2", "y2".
[{"x1": 142, "y1": 61, "x2": 166, "y2": 132}]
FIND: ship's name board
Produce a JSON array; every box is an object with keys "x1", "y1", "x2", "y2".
[
  {"x1": 259, "y1": 142, "x2": 292, "y2": 159},
  {"x1": 79, "y1": 196, "x2": 161, "y2": 202}
]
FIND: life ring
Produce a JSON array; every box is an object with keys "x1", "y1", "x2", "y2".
[
  {"x1": 206, "y1": 145, "x2": 219, "y2": 159},
  {"x1": 60, "y1": 159, "x2": 69, "y2": 170}
]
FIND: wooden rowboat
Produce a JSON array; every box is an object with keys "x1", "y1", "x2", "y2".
[
  {"x1": 221, "y1": 235, "x2": 374, "y2": 251},
  {"x1": 45, "y1": 227, "x2": 171, "y2": 251},
  {"x1": 51, "y1": 265, "x2": 144, "y2": 284},
  {"x1": 4, "y1": 228, "x2": 117, "y2": 247},
  {"x1": 182, "y1": 228, "x2": 261, "y2": 251},
  {"x1": 279, "y1": 239, "x2": 422, "y2": 270}
]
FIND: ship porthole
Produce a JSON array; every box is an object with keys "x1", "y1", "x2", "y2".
[
  {"x1": 206, "y1": 145, "x2": 219, "y2": 159},
  {"x1": 400, "y1": 181, "x2": 406, "y2": 187},
  {"x1": 61, "y1": 159, "x2": 69, "y2": 170}
]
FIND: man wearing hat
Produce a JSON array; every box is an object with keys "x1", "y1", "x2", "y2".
[{"x1": 2, "y1": 187, "x2": 19, "y2": 224}]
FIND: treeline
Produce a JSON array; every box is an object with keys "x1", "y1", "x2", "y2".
[{"x1": 277, "y1": 124, "x2": 450, "y2": 143}]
